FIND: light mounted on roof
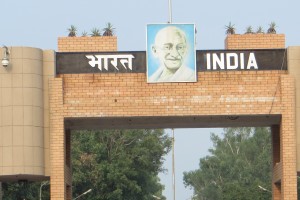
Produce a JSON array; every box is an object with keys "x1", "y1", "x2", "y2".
[{"x1": 2, "y1": 45, "x2": 10, "y2": 67}]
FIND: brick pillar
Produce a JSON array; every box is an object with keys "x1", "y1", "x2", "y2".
[
  {"x1": 280, "y1": 75, "x2": 297, "y2": 199},
  {"x1": 50, "y1": 36, "x2": 118, "y2": 199},
  {"x1": 49, "y1": 77, "x2": 66, "y2": 200}
]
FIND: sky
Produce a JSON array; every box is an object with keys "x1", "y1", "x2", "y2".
[
  {"x1": 160, "y1": 128, "x2": 223, "y2": 200},
  {"x1": 1, "y1": 0, "x2": 300, "y2": 51},
  {"x1": 1, "y1": 0, "x2": 300, "y2": 199}
]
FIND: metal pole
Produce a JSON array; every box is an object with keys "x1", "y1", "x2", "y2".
[
  {"x1": 168, "y1": 0, "x2": 172, "y2": 23},
  {"x1": 39, "y1": 181, "x2": 49, "y2": 200},
  {"x1": 172, "y1": 128, "x2": 175, "y2": 200}
]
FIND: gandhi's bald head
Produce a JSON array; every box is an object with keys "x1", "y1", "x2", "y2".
[
  {"x1": 154, "y1": 26, "x2": 187, "y2": 46},
  {"x1": 152, "y1": 26, "x2": 188, "y2": 72}
]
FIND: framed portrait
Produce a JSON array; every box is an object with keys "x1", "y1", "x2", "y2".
[{"x1": 146, "y1": 24, "x2": 196, "y2": 83}]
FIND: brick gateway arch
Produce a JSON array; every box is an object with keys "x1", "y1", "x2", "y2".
[{"x1": 1, "y1": 34, "x2": 300, "y2": 200}]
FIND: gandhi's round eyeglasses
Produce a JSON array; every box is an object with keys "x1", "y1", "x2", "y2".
[{"x1": 158, "y1": 43, "x2": 186, "y2": 53}]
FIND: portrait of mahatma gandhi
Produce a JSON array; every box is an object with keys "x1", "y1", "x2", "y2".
[{"x1": 147, "y1": 24, "x2": 196, "y2": 83}]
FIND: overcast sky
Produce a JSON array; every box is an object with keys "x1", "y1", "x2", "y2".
[
  {"x1": 1, "y1": 0, "x2": 300, "y2": 51},
  {"x1": 1, "y1": 0, "x2": 300, "y2": 199}
]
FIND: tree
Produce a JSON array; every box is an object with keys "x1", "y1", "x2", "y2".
[
  {"x1": 267, "y1": 22, "x2": 277, "y2": 34},
  {"x1": 1, "y1": 129, "x2": 169, "y2": 200},
  {"x1": 225, "y1": 22, "x2": 236, "y2": 35},
  {"x1": 183, "y1": 127, "x2": 272, "y2": 200},
  {"x1": 90, "y1": 28, "x2": 101, "y2": 37},
  {"x1": 72, "y1": 129, "x2": 171, "y2": 200},
  {"x1": 102, "y1": 22, "x2": 115, "y2": 36},
  {"x1": 2, "y1": 181, "x2": 50, "y2": 200},
  {"x1": 245, "y1": 26, "x2": 254, "y2": 34},
  {"x1": 68, "y1": 25, "x2": 77, "y2": 37},
  {"x1": 256, "y1": 26, "x2": 264, "y2": 34}
]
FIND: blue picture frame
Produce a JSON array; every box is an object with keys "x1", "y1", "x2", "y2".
[{"x1": 147, "y1": 24, "x2": 196, "y2": 83}]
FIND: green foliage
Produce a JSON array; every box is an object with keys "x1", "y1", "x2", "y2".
[
  {"x1": 267, "y1": 22, "x2": 277, "y2": 34},
  {"x1": 2, "y1": 181, "x2": 50, "y2": 200},
  {"x1": 183, "y1": 127, "x2": 272, "y2": 200},
  {"x1": 81, "y1": 30, "x2": 88, "y2": 37},
  {"x1": 67, "y1": 23, "x2": 117, "y2": 37},
  {"x1": 225, "y1": 22, "x2": 235, "y2": 35},
  {"x1": 1, "y1": 129, "x2": 169, "y2": 200},
  {"x1": 245, "y1": 26, "x2": 254, "y2": 34},
  {"x1": 90, "y1": 28, "x2": 101, "y2": 37},
  {"x1": 72, "y1": 129, "x2": 171, "y2": 200},
  {"x1": 68, "y1": 25, "x2": 77, "y2": 37},
  {"x1": 256, "y1": 26, "x2": 265, "y2": 34},
  {"x1": 103, "y1": 22, "x2": 115, "y2": 36}
]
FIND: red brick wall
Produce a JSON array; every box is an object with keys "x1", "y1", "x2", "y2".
[
  {"x1": 58, "y1": 36, "x2": 117, "y2": 52},
  {"x1": 280, "y1": 75, "x2": 296, "y2": 199},
  {"x1": 225, "y1": 34, "x2": 285, "y2": 49},
  {"x1": 60, "y1": 72, "x2": 283, "y2": 116}
]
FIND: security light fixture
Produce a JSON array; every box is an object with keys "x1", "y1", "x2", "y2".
[
  {"x1": 152, "y1": 195, "x2": 161, "y2": 199},
  {"x1": 258, "y1": 185, "x2": 271, "y2": 193},
  {"x1": 73, "y1": 189, "x2": 92, "y2": 200},
  {"x1": 2, "y1": 45, "x2": 10, "y2": 67}
]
